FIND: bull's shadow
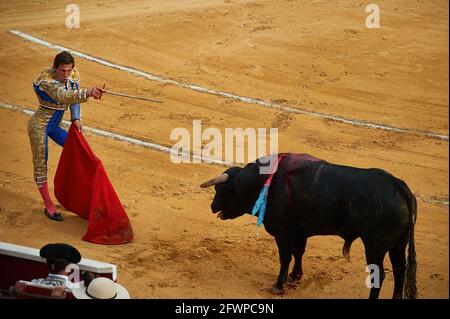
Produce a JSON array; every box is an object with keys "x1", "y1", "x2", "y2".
[{"x1": 200, "y1": 153, "x2": 417, "y2": 299}]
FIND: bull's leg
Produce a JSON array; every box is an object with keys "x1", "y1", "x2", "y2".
[
  {"x1": 287, "y1": 237, "x2": 307, "y2": 285},
  {"x1": 389, "y1": 238, "x2": 408, "y2": 299},
  {"x1": 271, "y1": 234, "x2": 294, "y2": 295},
  {"x1": 365, "y1": 250, "x2": 386, "y2": 299}
]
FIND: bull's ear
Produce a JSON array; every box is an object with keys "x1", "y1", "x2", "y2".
[{"x1": 200, "y1": 173, "x2": 229, "y2": 188}]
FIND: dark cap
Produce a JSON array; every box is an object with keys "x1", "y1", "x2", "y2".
[{"x1": 39, "y1": 243, "x2": 81, "y2": 264}]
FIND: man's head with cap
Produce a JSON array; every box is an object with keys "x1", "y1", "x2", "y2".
[{"x1": 40, "y1": 243, "x2": 81, "y2": 275}]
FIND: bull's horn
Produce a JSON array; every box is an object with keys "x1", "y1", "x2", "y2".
[{"x1": 200, "y1": 173, "x2": 229, "y2": 188}]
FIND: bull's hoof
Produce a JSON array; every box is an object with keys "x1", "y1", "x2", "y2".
[
  {"x1": 270, "y1": 285, "x2": 285, "y2": 295},
  {"x1": 287, "y1": 273, "x2": 302, "y2": 286}
]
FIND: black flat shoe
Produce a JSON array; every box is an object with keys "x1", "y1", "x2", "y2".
[{"x1": 44, "y1": 209, "x2": 64, "y2": 221}]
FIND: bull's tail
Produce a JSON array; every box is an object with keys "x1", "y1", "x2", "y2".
[
  {"x1": 399, "y1": 180, "x2": 417, "y2": 299},
  {"x1": 342, "y1": 238, "x2": 354, "y2": 261}
]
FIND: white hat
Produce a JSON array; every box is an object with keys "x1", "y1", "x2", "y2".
[{"x1": 72, "y1": 277, "x2": 130, "y2": 299}]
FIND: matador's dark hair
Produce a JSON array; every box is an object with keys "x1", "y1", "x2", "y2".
[{"x1": 53, "y1": 51, "x2": 75, "y2": 69}]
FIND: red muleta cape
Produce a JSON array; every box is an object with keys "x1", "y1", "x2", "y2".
[{"x1": 54, "y1": 124, "x2": 134, "y2": 244}]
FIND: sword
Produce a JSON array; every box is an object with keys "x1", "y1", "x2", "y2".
[{"x1": 103, "y1": 90, "x2": 163, "y2": 104}]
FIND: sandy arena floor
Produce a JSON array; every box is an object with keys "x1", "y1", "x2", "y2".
[{"x1": 0, "y1": 0, "x2": 448, "y2": 298}]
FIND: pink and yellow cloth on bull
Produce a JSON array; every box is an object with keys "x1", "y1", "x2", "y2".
[
  {"x1": 251, "y1": 153, "x2": 322, "y2": 234},
  {"x1": 251, "y1": 153, "x2": 287, "y2": 231}
]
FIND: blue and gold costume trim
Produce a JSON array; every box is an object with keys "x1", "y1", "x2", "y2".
[
  {"x1": 28, "y1": 67, "x2": 90, "y2": 185},
  {"x1": 32, "y1": 67, "x2": 88, "y2": 111}
]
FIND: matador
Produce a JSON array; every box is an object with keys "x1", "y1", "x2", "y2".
[{"x1": 28, "y1": 51, "x2": 104, "y2": 221}]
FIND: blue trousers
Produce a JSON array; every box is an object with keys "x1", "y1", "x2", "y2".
[{"x1": 45, "y1": 110, "x2": 67, "y2": 160}]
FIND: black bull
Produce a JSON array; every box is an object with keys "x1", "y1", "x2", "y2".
[{"x1": 200, "y1": 153, "x2": 417, "y2": 299}]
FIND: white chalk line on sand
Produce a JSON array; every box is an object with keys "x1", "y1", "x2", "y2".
[
  {"x1": 10, "y1": 30, "x2": 449, "y2": 142},
  {"x1": 414, "y1": 195, "x2": 449, "y2": 207},
  {"x1": 1, "y1": 101, "x2": 447, "y2": 207},
  {"x1": 0, "y1": 101, "x2": 231, "y2": 166}
]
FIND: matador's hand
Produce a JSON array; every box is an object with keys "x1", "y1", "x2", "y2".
[
  {"x1": 89, "y1": 84, "x2": 106, "y2": 100},
  {"x1": 73, "y1": 119, "x2": 83, "y2": 133}
]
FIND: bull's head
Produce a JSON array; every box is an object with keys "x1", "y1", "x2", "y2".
[{"x1": 200, "y1": 165, "x2": 261, "y2": 220}]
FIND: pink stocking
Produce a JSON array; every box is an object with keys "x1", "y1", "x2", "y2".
[{"x1": 38, "y1": 182, "x2": 57, "y2": 214}]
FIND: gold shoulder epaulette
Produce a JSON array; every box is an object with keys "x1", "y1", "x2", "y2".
[
  {"x1": 69, "y1": 67, "x2": 80, "y2": 83},
  {"x1": 33, "y1": 67, "x2": 57, "y2": 86}
]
